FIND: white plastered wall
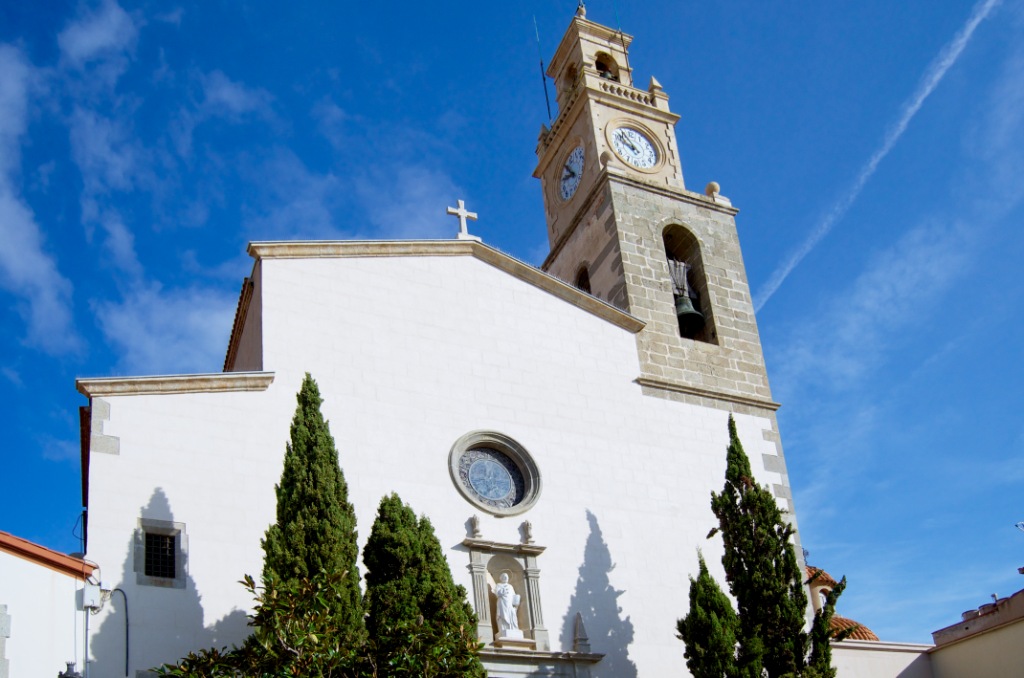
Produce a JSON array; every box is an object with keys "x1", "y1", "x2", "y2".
[
  {"x1": 0, "y1": 551, "x2": 86, "y2": 677},
  {"x1": 86, "y1": 253, "x2": 791, "y2": 676}
]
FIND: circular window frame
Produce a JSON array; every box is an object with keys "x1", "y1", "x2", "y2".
[{"x1": 448, "y1": 431, "x2": 542, "y2": 517}]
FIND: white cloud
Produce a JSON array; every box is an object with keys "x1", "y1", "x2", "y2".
[
  {"x1": 69, "y1": 106, "x2": 139, "y2": 196},
  {"x1": 57, "y1": 0, "x2": 138, "y2": 70},
  {"x1": 0, "y1": 44, "x2": 80, "y2": 354},
  {"x1": 754, "y1": 0, "x2": 1003, "y2": 311},
  {"x1": 354, "y1": 163, "x2": 462, "y2": 240},
  {"x1": 243, "y1": 149, "x2": 345, "y2": 239},
  {"x1": 173, "y1": 70, "x2": 275, "y2": 158},
  {"x1": 94, "y1": 282, "x2": 237, "y2": 375},
  {"x1": 772, "y1": 221, "x2": 971, "y2": 398},
  {"x1": 201, "y1": 70, "x2": 273, "y2": 119},
  {"x1": 68, "y1": 106, "x2": 145, "y2": 275}
]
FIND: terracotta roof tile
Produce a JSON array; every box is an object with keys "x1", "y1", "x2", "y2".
[
  {"x1": 830, "y1": 615, "x2": 879, "y2": 641},
  {"x1": 806, "y1": 565, "x2": 839, "y2": 587}
]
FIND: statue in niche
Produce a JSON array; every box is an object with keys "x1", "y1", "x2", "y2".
[{"x1": 494, "y1": 572, "x2": 521, "y2": 633}]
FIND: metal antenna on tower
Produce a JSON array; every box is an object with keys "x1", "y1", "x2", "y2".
[
  {"x1": 533, "y1": 16, "x2": 553, "y2": 123},
  {"x1": 610, "y1": 0, "x2": 632, "y2": 82}
]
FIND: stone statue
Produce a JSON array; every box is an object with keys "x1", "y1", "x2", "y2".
[{"x1": 494, "y1": 572, "x2": 520, "y2": 633}]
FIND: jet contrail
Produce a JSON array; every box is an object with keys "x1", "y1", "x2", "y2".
[{"x1": 753, "y1": 0, "x2": 1003, "y2": 312}]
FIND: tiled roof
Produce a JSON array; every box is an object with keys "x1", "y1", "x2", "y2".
[
  {"x1": 806, "y1": 565, "x2": 839, "y2": 587},
  {"x1": 830, "y1": 615, "x2": 880, "y2": 641},
  {"x1": 0, "y1": 530, "x2": 96, "y2": 580}
]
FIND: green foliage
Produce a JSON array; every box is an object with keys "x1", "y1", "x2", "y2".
[
  {"x1": 681, "y1": 416, "x2": 846, "y2": 678},
  {"x1": 157, "y1": 571, "x2": 485, "y2": 678},
  {"x1": 363, "y1": 493, "x2": 486, "y2": 677},
  {"x1": 807, "y1": 575, "x2": 848, "y2": 678},
  {"x1": 262, "y1": 373, "x2": 364, "y2": 641},
  {"x1": 156, "y1": 571, "x2": 363, "y2": 677},
  {"x1": 677, "y1": 553, "x2": 739, "y2": 678}
]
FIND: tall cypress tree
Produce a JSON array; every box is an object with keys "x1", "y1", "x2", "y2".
[
  {"x1": 710, "y1": 415, "x2": 808, "y2": 677},
  {"x1": 262, "y1": 373, "x2": 364, "y2": 641},
  {"x1": 363, "y1": 493, "x2": 484, "y2": 677},
  {"x1": 677, "y1": 552, "x2": 739, "y2": 678}
]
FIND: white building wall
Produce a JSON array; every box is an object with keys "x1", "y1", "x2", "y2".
[
  {"x1": 0, "y1": 551, "x2": 87, "y2": 677},
  {"x1": 832, "y1": 640, "x2": 933, "y2": 678},
  {"x1": 85, "y1": 253, "x2": 788, "y2": 676}
]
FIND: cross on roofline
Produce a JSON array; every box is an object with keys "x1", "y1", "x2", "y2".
[{"x1": 446, "y1": 199, "x2": 481, "y2": 242}]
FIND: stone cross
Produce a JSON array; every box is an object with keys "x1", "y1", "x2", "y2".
[{"x1": 446, "y1": 199, "x2": 481, "y2": 241}]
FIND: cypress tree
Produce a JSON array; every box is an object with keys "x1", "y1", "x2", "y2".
[
  {"x1": 677, "y1": 552, "x2": 739, "y2": 678},
  {"x1": 363, "y1": 493, "x2": 485, "y2": 677},
  {"x1": 706, "y1": 415, "x2": 809, "y2": 677},
  {"x1": 262, "y1": 373, "x2": 364, "y2": 641},
  {"x1": 806, "y1": 575, "x2": 848, "y2": 678}
]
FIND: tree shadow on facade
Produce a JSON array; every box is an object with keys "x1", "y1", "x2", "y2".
[
  {"x1": 559, "y1": 510, "x2": 637, "y2": 678},
  {"x1": 89, "y1": 487, "x2": 248, "y2": 676}
]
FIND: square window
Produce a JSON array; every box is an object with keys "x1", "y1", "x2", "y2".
[
  {"x1": 134, "y1": 519, "x2": 186, "y2": 589},
  {"x1": 144, "y1": 532, "x2": 176, "y2": 578}
]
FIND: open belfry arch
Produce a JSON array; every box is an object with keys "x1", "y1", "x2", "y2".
[{"x1": 74, "y1": 5, "x2": 803, "y2": 678}]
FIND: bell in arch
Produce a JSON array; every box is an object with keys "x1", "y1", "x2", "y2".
[{"x1": 667, "y1": 258, "x2": 705, "y2": 337}]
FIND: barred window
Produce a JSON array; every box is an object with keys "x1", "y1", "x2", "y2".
[{"x1": 144, "y1": 532, "x2": 176, "y2": 578}]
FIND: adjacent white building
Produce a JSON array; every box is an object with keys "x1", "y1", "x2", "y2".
[{"x1": 0, "y1": 530, "x2": 96, "y2": 677}]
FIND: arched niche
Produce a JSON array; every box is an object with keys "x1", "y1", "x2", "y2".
[
  {"x1": 486, "y1": 554, "x2": 529, "y2": 637},
  {"x1": 461, "y1": 535, "x2": 549, "y2": 650},
  {"x1": 594, "y1": 52, "x2": 620, "y2": 82},
  {"x1": 662, "y1": 224, "x2": 717, "y2": 344}
]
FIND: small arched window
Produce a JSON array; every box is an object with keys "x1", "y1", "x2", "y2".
[
  {"x1": 663, "y1": 225, "x2": 716, "y2": 343},
  {"x1": 595, "y1": 53, "x2": 620, "y2": 82},
  {"x1": 575, "y1": 266, "x2": 592, "y2": 294}
]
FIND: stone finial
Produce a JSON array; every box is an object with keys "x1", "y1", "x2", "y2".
[
  {"x1": 648, "y1": 75, "x2": 663, "y2": 94},
  {"x1": 704, "y1": 181, "x2": 732, "y2": 206},
  {"x1": 576, "y1": 1, "x2": 586, "y2": 17},
  {"x1": 469, "y1": 514, "x2": 482, "y2": 538},
  {"x1": 521, "y1": 520, "x2": 534, "y2": 544},
  {"x1": 573, "y1": 612, "x2": 591, "y2": 652}
]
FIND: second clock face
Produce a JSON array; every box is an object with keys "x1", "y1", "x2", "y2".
[
  {"x1": 560, "y1": 145, "x2": 585, "y2": 200},
  {"x1": 611, "y1": 127, "x2": 658, "y2": 169}
]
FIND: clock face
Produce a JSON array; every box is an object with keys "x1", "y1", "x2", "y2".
[
  {"x1": 611, "y1": 127, "x2": 658, "y2": 169},
  {"x1": 560, "y1": 145, "x2": 585, "y2": 200}
]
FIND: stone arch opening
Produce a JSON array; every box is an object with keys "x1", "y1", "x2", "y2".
[
  {"x1": 662, "y1": 224, "x2": 717, "y2": 343},
  {"x1": 594, "y1": 52, "x2": 620, "y2": 82}
]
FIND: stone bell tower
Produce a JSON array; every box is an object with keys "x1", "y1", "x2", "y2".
[{"x1": 535, "y1": 6, "x2": 777, "y2": 414}]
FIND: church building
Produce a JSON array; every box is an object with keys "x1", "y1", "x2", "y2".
[{"x1": 76, "y1": 8, "x2": 806, "y2": 676}]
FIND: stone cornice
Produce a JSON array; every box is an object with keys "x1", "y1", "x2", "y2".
[
  {"x1": 247, "y1": 240, "x2": 645, "y2": 333},
  {"x1": 76, "y1": 372, "x2": 275, "y2": 398},
  {"x1": 462, "y1": 538, "x2": 546, "y2": 557},
  {"x1": 834, "y1": 639, "x2": 933, "y2": 653},
  {"x1": 636, "y1": 376, "x2": 781, "y2": 412},
  {"x1": 480, "y1": 648, "x2": 604, "y2": 664}
]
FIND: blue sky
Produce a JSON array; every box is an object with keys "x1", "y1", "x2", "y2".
[{"x1": 2, "y1": 0, "x2": 1022, "y2": 644}]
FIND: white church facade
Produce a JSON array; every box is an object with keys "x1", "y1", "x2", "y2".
[{"x1": 75, "y1": 10, "x2": 859, "y2": 677}]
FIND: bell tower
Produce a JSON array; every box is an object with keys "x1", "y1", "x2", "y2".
[{"x1": 535, "y1": 6, "x2": 777, "y2": 412}]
